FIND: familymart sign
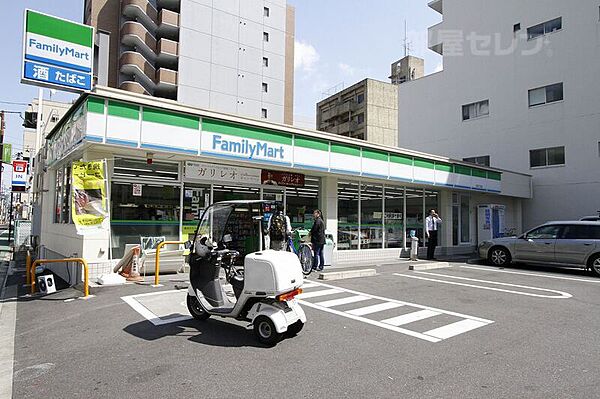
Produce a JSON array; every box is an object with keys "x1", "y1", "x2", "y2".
[{"x1": 22, "y1": 10, "x2": 93, "y2": 92}]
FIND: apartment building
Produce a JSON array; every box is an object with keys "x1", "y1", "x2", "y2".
[
  {"x1": 398, "y1": 0, "x2": 600, "y2": 229},
  {"x1": 316, "y1": 56, "x2": 423, "y2": 147},
  {"x1": 84, "y1": 0, "x2": 294, "y2": 124}
]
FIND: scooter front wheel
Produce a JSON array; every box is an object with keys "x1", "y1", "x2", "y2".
[
  {"x1": 254, "y1": 316, "x2": 282, "y2": 346},
  {"x1": 187, "y1": 295, "x2": 210, "y2": 321}
]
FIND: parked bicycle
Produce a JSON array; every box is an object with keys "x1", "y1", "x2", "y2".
[{"x1": 287, "y1": 236, "x2": 314, "y2": 276}]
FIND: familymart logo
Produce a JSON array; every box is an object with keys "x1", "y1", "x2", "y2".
[
  {"x1": 26, "y1": 34, "x2": 92, "y2": 72},
  {"x1": 211, "y1": 134, "x2": 286, "y2": 160}
]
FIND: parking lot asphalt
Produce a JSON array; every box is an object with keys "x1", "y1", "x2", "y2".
[{"x1": 6, "y1": 261, "x2": 600, "y2": 399}]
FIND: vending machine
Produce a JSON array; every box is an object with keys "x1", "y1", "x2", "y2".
[{"x1": 477, "y1": 204, "x2": 506, "y2": 244}]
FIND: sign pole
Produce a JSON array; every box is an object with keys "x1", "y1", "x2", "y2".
[
  {"x1": 36, "y1": 88, "x2": 43, "y2": 154},
  {"x1": 0, "y1": 111, "x2": 4, "y2": 191},
  {"x1": 7, "y1": 191, "x2": 13, "y2": 243}
]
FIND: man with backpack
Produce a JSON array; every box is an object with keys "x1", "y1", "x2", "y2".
[{"x1": 267, "y1": 203, "x2": 292, "y2": 251}]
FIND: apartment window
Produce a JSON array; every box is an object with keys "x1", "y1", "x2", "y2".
[
  {"x1": 462, "y1": 100, "x2": 489, "y2": 121},
  {"x1": 264, "y1": 7, "x2": 270, "y2": 17},
  {"x1": 50, "y1": 113, "x2": 59, "y2": 123},
  {"x1": 527, "y1": 17, "x2": 562, "y2": 40},
  {"x1": 513, "y1": 23, "x2": 521, "y2": 33},
  {"x1": 597, "y1": 141, "x2": 600, "y2": 157},
  {"x1": 463, "y1": 155, "x2": 490, "y2": 167},
  {"x1": 261, "y1": 108, "x2": 268, "y2": 118},
  {"x1": 357, "y1": 93, "x2": 365, "y2": 104},
  {"x1": 262, "y1": 57, "x2": 269, "y2": 67},
  {"x1": 355, "y1": 113, "x2": 365, "y2": 124},
  {"x1": 262, "y1": 83, "x2": 268, "y2": 93},
  {"x1": 530, "y1": 146, "x2": 565, "y2": 167},
  {"x1": 528, "y1": 83, "x2": 563, "y2": 107},
  {"x1": 263, "y1": 32, "x2": 269, "y2": 42}
]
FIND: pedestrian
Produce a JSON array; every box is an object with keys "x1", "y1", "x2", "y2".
[
  {"x1": 267, "y1": 203, "x2": 291, "y2": 251},
  {"x1": 425, "y1": 209, "x2": 442, "y2": 260},
  {"x1": 310, "y1": 209, "x2": 326, "y2": 271}
]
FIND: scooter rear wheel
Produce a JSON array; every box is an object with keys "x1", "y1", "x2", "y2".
[
  {"x1": 254, "y1": 316, "x2": 281, "y2": 346},
  {"x1": 187, "y1": 295, "x2": 210, "y2": 321}
]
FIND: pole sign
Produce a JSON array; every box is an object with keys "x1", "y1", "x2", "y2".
[
  {"x1": 12, "y1": 160, "x2": 28, "y2": 192},
  {"x1": 21, "y1": 10, "x2": 94, "y2": 92}
]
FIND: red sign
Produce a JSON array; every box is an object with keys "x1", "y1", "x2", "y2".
[{"x1": 261, "y1": 170, "x2": 305, "y2": 187}]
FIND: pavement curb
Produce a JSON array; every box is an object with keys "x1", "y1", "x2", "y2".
[
  {"x1": 318, "y1": 268, "x2": 377, "y2": 281},
  {"x1": 406, "y1": 261, "x2": 451, "y2": 271}
]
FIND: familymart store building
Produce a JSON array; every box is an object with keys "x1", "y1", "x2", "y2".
[{"x1": 38, "y1": 87, "x2": 531, "y2": 277}]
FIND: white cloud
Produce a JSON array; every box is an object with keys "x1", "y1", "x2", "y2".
[
  {"x1": 338, "y1": 62, "x2": 356, "y2": 76},
  {"x1": 294, "y1": 40, "x2": 320, "y2": 72}
]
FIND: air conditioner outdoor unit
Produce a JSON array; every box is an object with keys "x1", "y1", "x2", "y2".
[{"x1": 37, "y1": 274, "x2": 56, "y2": 294}]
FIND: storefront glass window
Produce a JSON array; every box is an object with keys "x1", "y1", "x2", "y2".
[
  {"x1": 53, "y1": 164, "x2": 72, "y2": 224},
  {"x1": 425, "y1": 189, "x2": 440, "y2": 243},
  {"x1": 110, "y1": 182, "x2": 181, "y2": 259},
  {"x1": 405, "y1": 188, "x2": 425, "y2": 247},
  {"x1": 384, "y1": 186, "x2": 404, "y2": 248},
  {"x1": 113, "y1": 158, "x2": 179, "y2": 182},
  {"x1": 182, "y1": 185, "x2": 211, "y2": 241},
  {"x1": 337, "y1": 181, "x2": 359, "y2": 250},
  {"x1": 286, "y1": 176, "x2": 320, "y2": 229},
  {"x1": 361, "y1": 183, "x2": 383, "y2": 249},
  {"x1": 460, "y1": 195, "x2": 470, "y2": 243},
  {"x1": 212, "y1": 185, "x2": 260, "y2": 203}
]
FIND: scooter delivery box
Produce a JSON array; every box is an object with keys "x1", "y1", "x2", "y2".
[{"x1": 244, "y1": 250, "x2": 304, "y2": 295}]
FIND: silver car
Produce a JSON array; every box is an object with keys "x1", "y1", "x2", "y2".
[{"x1": 478, "y1": 221, "x2": 600, "y2": 277}]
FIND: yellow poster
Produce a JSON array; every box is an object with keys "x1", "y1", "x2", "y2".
[{"x1": 71, "y1": 161, "x2": 108, "y2": 234}]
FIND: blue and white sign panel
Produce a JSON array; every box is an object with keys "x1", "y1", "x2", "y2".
[{"x1": 22, "y1": 10, "x2": 94, "y2": 92}]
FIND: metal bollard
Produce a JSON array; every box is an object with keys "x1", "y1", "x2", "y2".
[{"x1": 410, "y1": 236, "x2": 419, "y2": 261}]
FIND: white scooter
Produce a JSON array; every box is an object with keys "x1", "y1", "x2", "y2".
[{"x1": 186, "y1": 200, "x2": 306, "y2": 346}]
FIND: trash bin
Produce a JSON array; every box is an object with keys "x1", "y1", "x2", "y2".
[{"x1": 323, "y1": 230, "x2": 335, "y2": 266}]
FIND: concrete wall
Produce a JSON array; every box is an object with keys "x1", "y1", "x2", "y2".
[
  {"x1": 399, "y1": 0, "x2": 600, "y2": 229},
  {"x1": 178, "y1": 0, "x2": 290, "y2": 123},
  {"x1": 366, "y1": 80, "x2": 398, "y2": 147}
]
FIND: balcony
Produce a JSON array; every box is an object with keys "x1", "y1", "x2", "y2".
[
  {"x1": 428, "y1": 0, "x2": 443, "y2": 14},
  {"x1": 157, "y1": 9, "x2": 180, "y2": 40},
  {"x1": 428, "y1": 21, "x2": 444, "y2": 55},
  {"x1": 121, "y1": 0, "x2": 158, "y2": 33},
  {"x1": 120, "y1": 51, "x2": 156, "y2": 94},
  {"x1": 320, "y1": 100, "x2": 358, "y2": 122},
  {"x1": 156, "y1": 38, "x2": 179, "y2": 69},
  {"x1": 119, "y1": 81, "x2": 150, "y2": 95},
  {"x1": 120, "y1": 21, "x2": 157, "y2": 62}
]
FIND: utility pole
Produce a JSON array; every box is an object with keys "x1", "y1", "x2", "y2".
[{"x1": 0, "y1": 110, "x2": 4, "y2": 192}]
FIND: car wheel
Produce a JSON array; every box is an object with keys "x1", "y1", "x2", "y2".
[
  {"x1": 589, "y1": 254, "x2": 600, "y2": 278},
  {"x1": 489, "y1": 247, "x2": 511, "y2": 266}
]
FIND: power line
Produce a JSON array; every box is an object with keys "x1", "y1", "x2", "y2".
[{"x1": 0, "y1": 111, "x2": 23, "y2": 115}]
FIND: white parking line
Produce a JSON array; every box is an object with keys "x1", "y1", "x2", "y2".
[
  {"x1": 424, "y1": 319, "x2": 489, "y2": 340},
  {"x1": 393, "y1": 272, "x2": 572, "y2": 299},
  {"x1": 121, "y1": 292, "x2": 191, "y2": 326},
  {"x1": 314, "y1": 295, "x2": 370, "y2": 308},
  {"x1": 381, "y1": 309, "x2": 440, "y2": 326},
  {"x1": 298, "y1": 280, "x2": 493, "y2": 343},
  {"x1": 297, "y1": 288, "x2": 342, "y2": 299},
  {"x1": 461, "y1": 265, "x2": 600, "y2": 284},
  {"x1": 346, "y1": 302, "x2": 404, "y2": 316}
]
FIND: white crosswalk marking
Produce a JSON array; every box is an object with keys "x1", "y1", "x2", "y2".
[
  {"x1": 424, "y1": 319, "x2": 489, "y2": 340},
  {"x1": 298, "y1": 280, "x2": 493, "y2": 343},
  {"x1": 381, "y1": 309, "x2": 440, "y2": 326},
  {"x1": 297, "y1": 288, "x2": 342, "y2": 299},
  {"x1": 314, "y1": 295, "x2": 370, "y2": 308},
  {"x1": 347, "y1": 302, "x2": 404, "y2": 316}
]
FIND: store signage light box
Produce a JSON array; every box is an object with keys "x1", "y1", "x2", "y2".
[{"x1": 21, "y1": 10, "x2": 94, "y2": 92}]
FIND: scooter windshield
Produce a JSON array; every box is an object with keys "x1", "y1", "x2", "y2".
[{"x1": 196, "y1": 203, "x2": 234, "y2": 245}]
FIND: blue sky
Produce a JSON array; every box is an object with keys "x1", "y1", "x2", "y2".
[{"x1": 0, "y1": 0, "x2": 441, "y2": 185}]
